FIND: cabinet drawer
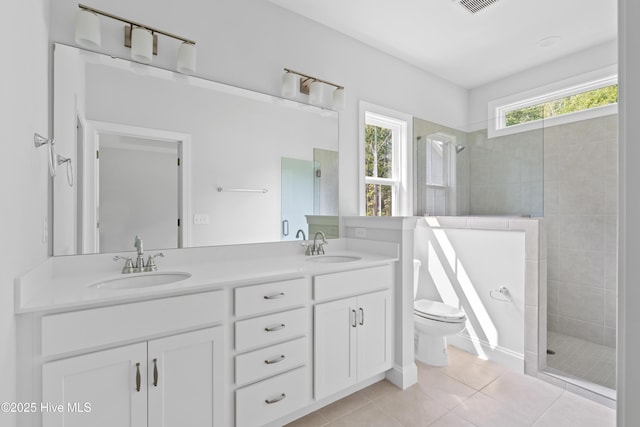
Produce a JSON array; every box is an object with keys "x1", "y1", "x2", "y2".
[
  {"x1": 235, "y1": 337, "x2": 307, "y2": 387},
  {"x1": 236, "y1": 366, "x2": 309, "y2": 427},
  {"x1": 235, "y1": 278, "x2": 307, "y2": 318},
  {"x1": 42, "y1": 290, "x2": 226, "y2": 357},
  {"x1": 313, "y1": 264, "x2": 393, "y2": 302},
  {"x1": 235, "y1": 308, "x2": 307, "y2": 352}
]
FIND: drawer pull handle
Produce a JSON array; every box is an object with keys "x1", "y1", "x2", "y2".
[
  {"x1": 264, "y1": 292, "x2": 285, "y2": 300},
  {"x1": 359, "y1": 307, "x2": 364, "y2": 326},
  {"x1": 264, "y1": 354, "x2": 286, "y2": 365},
  {"x1": 153, "y1": 358, "x2": 158, "y2": 387},
  {"x1": 265, "y1": 393, "x2": 287, "y2": 404},
  {"x1": 351, "y1": 309, "x2": 357, "y2": 328},
  {"x1": 135, "y1": 363, "x2": 141, "y2": 392},
  {"x1": 265, "y1": 323, "x2": 286, "y2": 332}
]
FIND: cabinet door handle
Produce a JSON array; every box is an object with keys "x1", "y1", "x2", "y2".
[
  {"x1": 351, "y1": 309, "x2": 357, "y2": 328},
  {"x1": 265, "y1": 393, "x2": 287, "y2": 404},
  {"x1": 264, "y1": 292, "x2": 285, "y2": 300},
  {"x1": 264, "y1": 354, "x2": 286, "y2": 365},
  {"x1": 359, "y1": 307, "x2": 364, "y2": 326},
  {"x1": 135, "y1": 363, "x2": 141, "y2": 392},
  {"x1": 153, "y1": 358, "x2": 158, "y2": 387},
  {"x1": 264, "y1": 323, "x2": 286, "y2": 332}
]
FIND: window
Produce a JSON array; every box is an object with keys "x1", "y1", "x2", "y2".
[
  {"x1": 488, "y1": 68, "x2": 618, "y2": 138},
  {"x1": 503, "y1": 84, "x2": 617, "y2": 128},
  {"x1": 424, "y1": 134, "x2": 452, "y2": 216},
  {"x1": 360, "y1": 103, "x2": 411, "y2": 216}
]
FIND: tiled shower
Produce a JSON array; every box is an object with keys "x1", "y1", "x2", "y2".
[{"x1": 415, "y1": 112, "x2": 618, "y2": 394}]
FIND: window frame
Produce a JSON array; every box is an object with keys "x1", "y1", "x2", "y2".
[
  {"x1": 488, "y1": 66, "x2": 618, "y2": 138},
  {"x1": 359, "y1": 102, "x2": 412, "y2": 217},
  {"x1": 424, "y1": 133, "x2": 454, "y2": 216}
]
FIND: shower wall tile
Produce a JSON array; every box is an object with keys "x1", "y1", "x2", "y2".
[
  {"x1": 525, "y1": 305, "x2": 538, "y2": 353},
  {"x1": 558, "y1": 283, "x2": 604, "y2": 324},
  {"x1": 525, "y1": 261, "x2": 540, "y2": 307},
  {"x1": 605, "y1": 290, "x2": 617, "y2": 329},
  {"x1": 558, "y1": 140, "x2": 605, "y2": 183},
  {"x1": 543, "y1": 155, "x2": 558, "y2": 181},
  {"x1": 547, "y1": 256, "x2": 559, "y2": 282},
  {"x1": 558, "y1": 178, "x2": 604, "y2": 214},
  {"x1": 548, "y1": 280, "x2": 559, "y2": 316},
  {"x1": 552, "y1": 118, "x2": 605, "y2": 145},
  {"x1": 558, "y1": 316, "x2": 604, "y2": 344},
  {"x1": 543, "y1": 182, "x2": 559, "y2": 214},
  {"x1": 604, "y1": 327, "x2": 616, "y2": 348},
  {"x1": 548, "y1": 314, "x2": 560, "y2": 332},
  {"x1": 557, "y1": 215, "x2": 605, "y2": 252},
  {"x1": 557, "y1": 249, "x2": 604, "y2": 288},
  {"x1": 604, "y1": 114, "x2": 618, "y2": 140},
  {"x1": 605, "y1": 215, "x2": 618, "y2": 291},
  {"x1": 545, "y1": 215, "x2": 559, "y2": 247},
  {"x1": 510, "y1": 219, "x2": 539, "y2": 260},
  {"x1": 542, "y1": 114, "x2": 618, "y2": 347}
]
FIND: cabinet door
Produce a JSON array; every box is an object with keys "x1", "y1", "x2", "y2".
[
  {"x1": 314, "y1": 297, "x2": 357, "y2": 399},
  {"x1": 42, "y1": 343, "x2": 147, "y2": 427},
  {"x1": 147, "y1": 327, "x2": 225, "y2": 427},
  {"x1": 356, "y1": 290, "x2": 392, "y2": 380}
]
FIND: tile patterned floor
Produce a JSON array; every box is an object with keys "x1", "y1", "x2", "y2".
[
  {"x1": 286, "y1": 346, "x2": 615, "y2": 427},
  {"x1": 546, "y1": 331, "x2": 616, "y2": 390}
]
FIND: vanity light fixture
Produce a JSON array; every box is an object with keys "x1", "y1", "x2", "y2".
[
  {"x1": 74, "y1": 4, "x2": 197, "y2": 73},
  {"x1": 282, "y1": 68, "x2": 345, "y2": 111}
]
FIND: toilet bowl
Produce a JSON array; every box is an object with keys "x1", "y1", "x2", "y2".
[{"x1": 413, "y1": 259, "x2": 467, "y2": 366}]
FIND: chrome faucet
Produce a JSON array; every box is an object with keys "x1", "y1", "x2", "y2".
[
  {"x1": 305, "y1": 231, "x2": 328, "y2": 256},
  {"x1": 114, "y1": 236, "x2": 165, "y2": 273},
  {"x1": 296, "y1": 229, "x2": 306, "y2": 240},
  {"x1": 134, "y1": 235, "x2": 144, "y2": 271}
]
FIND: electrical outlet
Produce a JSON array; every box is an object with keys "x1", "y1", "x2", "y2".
[
  {"x1": 193, "y1": 214, "x2": 210, "y2": 225},
  {"x1": 194, "y1": 214, "x2": 209, "y2": 225},
  {"x1": 355, "y1": 227, "x2": 367, "y2": 238}
]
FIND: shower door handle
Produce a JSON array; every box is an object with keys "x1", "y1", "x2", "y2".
[{"x1": 282, "y1": 220, "x2": 289, "y2": 236}]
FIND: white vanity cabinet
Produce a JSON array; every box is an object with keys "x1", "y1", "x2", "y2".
[
  {"x1": 233, "y1": 278, "x2": 311, "y2": 427},
  {"x1": 37, "y1": 290, "x2": 227, "y2": 427},
  {"x1": 42, "y1": 327, "x2": 224, "y2": 427},
  {"x1": 313, "y1": 265, "x2": 393, "y2": 400}
]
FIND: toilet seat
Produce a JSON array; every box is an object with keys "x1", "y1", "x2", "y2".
[{"x1": 414, "y1": 299, "x2": 466, "y2": 323}]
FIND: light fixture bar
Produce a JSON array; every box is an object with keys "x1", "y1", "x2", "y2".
[
  {"x1": 283, "y1": 68, "x2": 343, "y2": 90},
  {"x1": 78, "y1": 4, "x2": 195, "y2": 45}
]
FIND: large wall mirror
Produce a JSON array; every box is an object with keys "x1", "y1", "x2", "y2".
[{"x1": 53, "y1": 44, "x2": 339, "y2": 255}]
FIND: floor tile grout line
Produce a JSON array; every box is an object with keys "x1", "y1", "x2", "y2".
[{"x1": 529, "y1": 389, "x2": 567, "y2": 426}]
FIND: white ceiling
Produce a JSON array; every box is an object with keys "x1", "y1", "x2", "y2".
[{"x1": 269, "y1": 0, "x2": 617, "y2": 89}]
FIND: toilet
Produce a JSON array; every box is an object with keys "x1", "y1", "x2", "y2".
[{"x1": 413, "y1": 259, "x2": 467, "y2": 366}]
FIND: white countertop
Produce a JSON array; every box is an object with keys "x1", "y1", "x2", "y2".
[{"x1": 15, "y1": 239, "x2": 398, "y2": 314}]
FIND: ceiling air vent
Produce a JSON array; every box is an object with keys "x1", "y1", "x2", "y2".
[{"x1": 458, "y1": 0, "x2": 499, "y2": 14}]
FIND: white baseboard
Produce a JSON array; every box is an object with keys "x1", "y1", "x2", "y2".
[
  {"x1": 385, "y1": 363, "x2": 418, "y2": 390},
  {"x1": 448, "y1": 334, "x2": 524, "y2": 373}
]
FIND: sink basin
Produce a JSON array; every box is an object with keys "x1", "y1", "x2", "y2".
[
  {"x1": 306, "y1": 255, "x2": 362, "y2": 263},
  {"x1": 91, "y1": 272, "x2": 191, "y2": 290}
]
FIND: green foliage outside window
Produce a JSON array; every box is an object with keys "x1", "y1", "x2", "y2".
[
  {"x1": 505, "y1": 84, "x2": 618, "y2": 127},
  {"x1": 365, "y1": 124, "x2": 393, "y2": 216}
]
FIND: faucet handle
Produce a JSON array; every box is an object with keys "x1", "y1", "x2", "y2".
[
  {"x1": 114, "y1": 256, "x2": 135, "y2": 274},
  {"x1": 134, "y1": 235, "x2": 143, "y2": 255},
  {"x1": 145, "y1": 252, "x2": 165, "y2": 272}
]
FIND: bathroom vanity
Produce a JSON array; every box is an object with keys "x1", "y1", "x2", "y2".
[{"x1": 14, "y1": 239, "x2": 399, "y2": 427}]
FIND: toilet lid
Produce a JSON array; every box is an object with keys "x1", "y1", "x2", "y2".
[{"x1": 414, "y1": 299, "x2": 466, "y2": 322}]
